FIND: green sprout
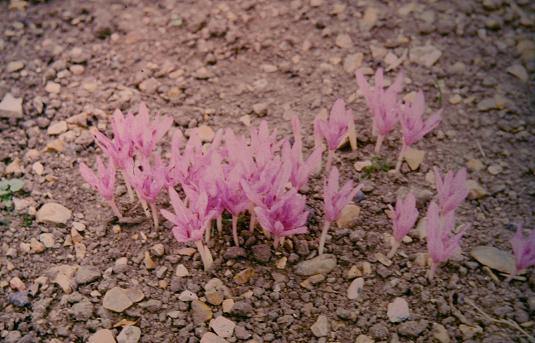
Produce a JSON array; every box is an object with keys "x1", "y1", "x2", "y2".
[
  {"x1": 362, "y1": 157, "x2": 393, "y2": 178},
  {"x1": 0, "y1": 178, "x2": 24, "y2": 209}
]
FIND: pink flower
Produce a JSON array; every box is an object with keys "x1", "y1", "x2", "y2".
[
  {"x1": 161, "y1": 187, "x2": 216, "y2": 270},
  {"x1": 391, "y1": 193, "x2": 419, "y2": 242},
  {"x1": 79, "y1": 156, "x2": 122, "y2": 218},
  {"x1": 426, "y1": 201, "x2": 467, "y2": 278},
  {"x1": 400, "y1": 91, "x2": 441, "y2": 146},
  {"x1": 161, "y1": 187, "x2": 216, "y2": 243},
  {"x1": 255, "y1": 188, "x2": 309, "y2": 247},
  {"x1": 79, "y1": 157, "x2": 116, "y2": 201},
  {"x1": 434, "y1": 167, "x2": 468, "y2": 215},
  {"x1": 125, "y1": 155, "x2": 167, "y2": 204},
  {"x1": 93, "y1": 128, "x2": 132, "y2": 171},
  {"x1": 511, "y1": 226, "x2": 535, "y2": 276},
  {"x1": 355, "y1": 68, "x2": 403, "y2": 152},
  {"x1": 241, "y1": 158, "x2": 291, "y2": 209},
  {"x1": 283, "y1": 116, "x2": 323, "y2": 191},
  {"x1": 323, "y1": 167, "x2": 361, "y2": 223},
  {"x1": 128, "y1": 103, "x2": 173, "y2": 158},
  {"x1": 314, "y1": 98, "x2": 354, "y2": 152},
  {"x1": 249, "y1": 120, "x2": 281, "y2": 169}
]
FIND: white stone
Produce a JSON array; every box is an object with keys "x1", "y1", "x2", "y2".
[
  {"x1": 200, "y1": 332, "x2": 228, "y2": 343},
  {"x1": 410, "y1": 45, "x2": 442, "y2": 67},
  {"x1": 45, "y1": 82, "x2": 61, "y2": 94},
  {"x1": 388, "y1": 297, "x2": 410, "y2": 322},
  {"x1": 88, "y1": 329, "x2": 115, "y2": 343},
  {"x1": 0, "y1": 93, "x2": 23, "y2": 118},
  {"x1": 47, "y1": 121, "x2": 68, "y2": 135},
  {"x1": 347, "y1": 277, "x2": 364, "y2": 300},
  {"x1": 310, "y1": 315, "x2": 330, "y2": 337},
  {"x1": 178, "y1": 290, "x2": 198, "y2": 302},
  {"x1": 117, "y1": 326, "x2": 141, "y2": 343},
  {"x1": 175, "y1": 264, "x2": 189, "y2": 277},
  {"x1": 36, "y1": 203, "x2": 72, "y2": 225}
]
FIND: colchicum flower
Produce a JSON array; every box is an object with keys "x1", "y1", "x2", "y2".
[
  {"x1": 161, "y1": 187, "x2": 216, "y2": 271},
  {"x1": 320, "y1": 167, "x2": 361, "y2": 254},
  {"x1": 355, "y1": 67, "x2": 403, "y2": 153},
  {"x1": 314, "y1": 99, "x2": 354, "y2": 172},
  {"x1": 395, "y1": 91, "x2": 441, "y2": 172},
  {"x1": 426, "y1": 201, "x2": 467, "y2": 279},
  {"x1": 79, "y1": 156, "x2": 122, "y2": 219},
  {"x1": 388, "y1": 192, "x2": 419, "y2": 258}
]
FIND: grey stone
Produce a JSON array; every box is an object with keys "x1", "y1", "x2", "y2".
[
  {"x1": 117, "y1": 326, "x2": 141, "y2": 343},
  {"x1": 295, "y1": 254, "x2": 337, "y2": 276},
  {"x1": 75, "y1": 266, "x2": 101, "y2": 284}
]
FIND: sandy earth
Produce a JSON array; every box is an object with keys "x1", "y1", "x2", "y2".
[{"x1": 1, "y1": 0, "x2": 535, "y2": 342}]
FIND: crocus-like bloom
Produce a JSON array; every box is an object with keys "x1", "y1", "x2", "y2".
[
  {"x1": 510, "y1": 226, "x2": 535, "y2": 278},
  {"x1": 388, "y1": 193, "x2": 419, "y2": 258},
  {"x1": 426, "y1": 201, "x2": 467, "y2": 278},
  {"x1": 79, "y1": 157, "x2": 122, "y2": 218},
  {"x1": 355, "y1": 68, "x2": 403, "y2": 153},
  {"x1": 320, "y1": 167, "x2": 361, "y2": 254},
  {"x1": 400, "y1": 91, "x2": 442, "y2": 147},
  {"x1": 124, "y1": 155, "x2": 167, "y2": 229},
  {"x1": 323, "y1": 167, "x2": 361, "y2": 223},
  {"x1": 434, "y1": 167, "x2": 468, "y2": 215},
  {"x1": 128, "y1": 103, "x2": 173, "y2": 158},
  {"x1": 395, "y1": 91, "x2": 442, "y2": 172},
  {"x1": 283, "y1": 116, "x2": 323, "y2": 191},
  {"x1": 161, "y1": 187, "x2": 216, "y2": 270},
  {"x1": 217, "y1": 163, "x2": 250, "y2": 246},
  {"x1": 255, "y1": 188, "x2": 309, "y2": 248},
  {"x1": 314, "y1": 99, "x2": 354, "y2": 172}
]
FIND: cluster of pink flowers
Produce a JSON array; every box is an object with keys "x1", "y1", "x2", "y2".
[
  {"x1": 80, "y1": 101, "x2": 361, "y2": 270},
  {"x1": 80, "y1": 68, "x2": 535, "y2": 279},
  {"x1": 356, "y1": 68, "x2": 442, "y2": 172}
]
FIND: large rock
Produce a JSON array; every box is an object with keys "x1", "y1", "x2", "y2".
[
  {"x1": 191, "y1": 300, "x2": 212, "y2": 324},
  {"x1": 75, "y1": 266, "x2": 101, "y2": 284},
  {"x1": 295, "y1": 254, "x2": 337, "y2": 276},
  {"x1": 36, "y1": 203, "x2": 72, "y2": 225},
  {"x1": 0, "y1": 93, "x2": 23, "y2": 118},
  {"x1": 209, "y1": 316, "x2": 235, "y2": 338},
  {"x1": 103, "y1": 287, "x2": 134, "y2": 312},
  {"x1": 470, "y1": 246, "x2": 515, "y2": 274}
]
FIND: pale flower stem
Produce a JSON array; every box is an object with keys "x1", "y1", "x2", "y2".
[
  {"x1": 194, "y1": 240, "x2": 212, "y2": 271},
  {"x1": 216, "y1": 215, "x2": 222, "y2": 233},
  {"x1": 205, "y1": 222, "x2": 211, "y2": 243},
  {"x1": 428, "y1": 261, "x2": 437, "y2": 280},
  {"x1": 137, "y1": 194, "x2": 150, "y2": 218},
  {"x1": 249, "y1": 208, "x2": 256, "y2": 233},
  {"x1": 121, "y1": 170, "x2": 135, "y2": 202},
  {"x1": 375, "y1": 135, "x2": 384, "y2": 154},
  {"x1": 273, "y1": 237, "x2": 280, "y2": 249},
  {"x1": 325, "y1": 149, "x2": 334, "y2": 174},
  {"x1": 395, "y1": 143, "x2": 406, "y2": 173},
  {"x1": 109, "y1": 198, "x2": 123, "y2": 219},
  {"x1": 150, "y1": 202, "x2": 159, "y2": 230},
  {"x1": 387, "y1": 240, "x2": 400, "y2": 259},
  {"x1": 318, "y1": 220, "x2": 331, "y2": 255},
  {"x1": 232, "y1": 215, "x2": 239, "y2": 247}
]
